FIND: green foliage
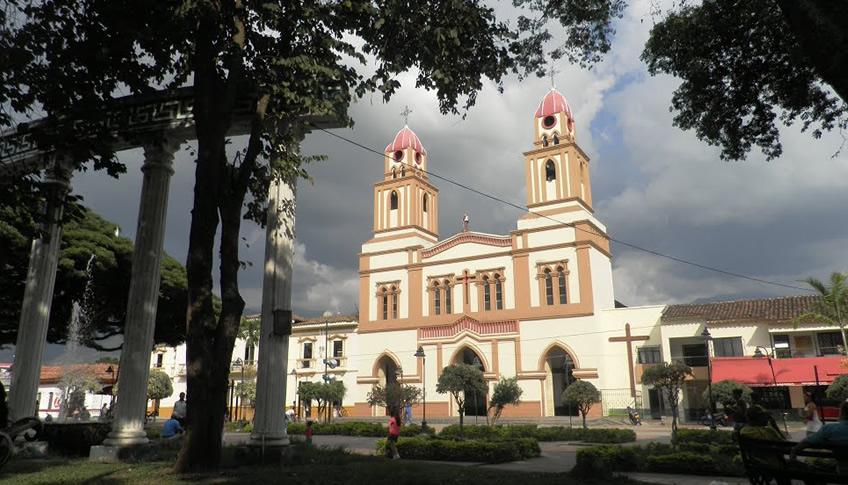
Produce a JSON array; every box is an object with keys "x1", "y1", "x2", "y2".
[
  {"x1": 562, "y1": 380, "x2": 601, "y2": 429},
  {"x1": 795, "y1": 273, "x2": 848, "y2": 356},
  {"x1": 57, "y1": 366, "x2": 101, "y2": 417},
  {"x1": 436, "y1": 364, "x2": 487, "y2": 436},
  {"x1": 235, "y1": 381, "x2": 257, "y2": 408},
  {"x1": 575, "y1": 440, "x2": 744, "y2": 478},
  {"x1": 641, "y1": 361, "x2": 692, "y2": 437},
  {"x1": 573, "y1": 445, "x2": 640, "y2": 477},
  {"x1": 828, "y1": 375, "x2": 848, "y2": 402},
  {"x1": 438, "y1": 424, "x2": 635, "y2": 443},
  {"x1": 297, "y1": 380, "x2": 346, "y2": 422},
  {"x1": 487, "y1": 377, "x2": 523, "y2": 425},
  {"x1": 375, "y1": 437, "x2": 540, "y2": 463},
  {"x1": 238, "y1": 316, "x2": 261, "y2": 350},
  {"x1": 673, "y1": 428, "x2": 735, "y2": 446},
  {"x1": 707, "y1": 380, "x2": 753, "y2": 408},
  {"x1": 646, "y1": 452, "x2": 717, "y2": 475},
  {"x1": 366, "y1": 382, "x2": 422, "y2": 414},
  {"x1": 41, "y1": 422, "x2": 111, "y2": 456},
  {"x1": 147, "y1": 369, "x2": 173, "y2": 401}
]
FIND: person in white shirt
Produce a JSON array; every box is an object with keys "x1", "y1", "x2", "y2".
[{"x1": 172, "y1": 392, "x2": 187, "y2": 428}]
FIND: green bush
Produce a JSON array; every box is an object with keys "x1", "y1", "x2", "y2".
[
  {"x1": 673, "y1": 428, "x2": 734, "y2": 445},
  {"x1": 285, "y1": 421, "x2": 435, "y2": 437},
  {"x1": 437, "y1": 424, "x2": 635, "y2": 443},
  {"x1": 375, "y1": 436, "x2": 541, "y2": 463},
  {"x1": 573, "y1": 445, "x2": 639, "y2": 477},
  {"x1": 399, "y1": 423, "x2": 436, "y2": 437},
  {"x1": 647, "y1": 452, "x2": 716, "y2": 475},
  {"x1": 42, "y1": 422, "x2": 111, "y2": 456}
]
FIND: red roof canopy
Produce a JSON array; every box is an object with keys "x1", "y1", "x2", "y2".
[
  {"x1": 711, "y1": 356, "x2": 846, "y2": 386},
  {"x1": 385, "y1": 126, "x2": 426, "y2": 155}
]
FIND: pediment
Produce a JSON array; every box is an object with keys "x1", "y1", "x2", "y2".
[
  {"x1": 418, "y1": 315, "x2": 519, "y2": 340},
  {"x1": 421, "y1": 232, "x2": 511, "y2": 259}
]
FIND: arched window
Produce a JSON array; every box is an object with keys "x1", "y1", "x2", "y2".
[
  {"x1": 544, "y1": 269, "x2": 554, "y2": 305},
  {"x1": 494, "y1": 274, "x2": 503, "y2": 310},
  {"x1": 545, "y1": 160, "x2": 556, "y2": 182},
  {"x1": 401, "y1": 166, "x2": 406, "y2": 177},
  {"x1": 483, "y1": 276, "x2": 491, "y2": 311},
  {"x1": 391, "y1": 286, "x2": 398, "y2": 319},
  {"x1": 423, "y1": 194, "x2": 429, "y2": 212},
  {"x1": 553, "y1": 134, "x2": 560, "y2": 145},
  {"x1": 434, "y1": 282, "x2": 441, "y2": 315},
  {"x1": 557, "y1": 267, "x2": 567, "y2": 304},
  {"x1": 381, "y1": 287, "x2": 389, "y2": 320},
  {"x1": 391, "y1": 167, "x2": 396, "y2": 179},
  {"x1": 541, "y1": 135, "x2": 548, "y2": 147},
  {"x1": 390, "y1": 191, "x2": 398, "y2": 210},
  {"x1": 444, "y1": 280, "x2": 452, "y2": 314}
]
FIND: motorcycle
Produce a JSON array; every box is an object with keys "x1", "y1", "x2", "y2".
[
  {"x1": 700, "y1": 411, "x2": 728, "y2": 427},
  {"x1": 627, "y1": 406, "x2": 642, "y2": 426}
]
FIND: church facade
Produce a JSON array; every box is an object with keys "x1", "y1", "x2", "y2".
[{"x1": 334, "y1": 88, "x2": 665, "y2": 418}]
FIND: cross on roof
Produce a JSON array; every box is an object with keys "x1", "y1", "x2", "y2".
[
  {"x1": 548, "y1": 65, "x2": 559, "y2": 89},
  {"x1": 400, "y1": 105, "x2": 413, "y2": 125}
]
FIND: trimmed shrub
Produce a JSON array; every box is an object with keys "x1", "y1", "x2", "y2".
[
  {"x1": 647, "y1": 452, "x2": 716, "y2": 475},
  {"x1": 375, "y1": 436, "x2": 541, "y2": 463},
  {"x1": 285, "y1": 421, "x2": 433, "y2": 437},
  {"x1": 673, "y1": 428, "x2": 734, "y2": 445},
  {"x1": 399, "y1": 423, "x2": 436, "y2": 437},
  {"x1": 41, "y1": 422, "x2": 110, "y2": 456},
  {"x1": 573, "y1": 445, "x2": 639, "y2": 477},
  {"x1": 438, "y1": 424, "x2": 635, "y2": 443}
]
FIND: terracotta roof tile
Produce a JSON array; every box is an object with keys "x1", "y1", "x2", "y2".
[{"x1": 662, "y1": 295, "x2": 821, "y2": 322}]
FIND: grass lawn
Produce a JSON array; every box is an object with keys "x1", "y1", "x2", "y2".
[{"x1": 0, "y1": 445, "x2": 645, "y2": 484}]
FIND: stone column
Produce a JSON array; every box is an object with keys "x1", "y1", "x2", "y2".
[
  {"x1": 250, "y1": 174, "x2": 295, "y2": 447},
  {"x1": 104, "y1": 137, "x2": 179, "y2": 446},
  {"x1": 8, "y1": 160, "x2": 71, "y2": 421}
]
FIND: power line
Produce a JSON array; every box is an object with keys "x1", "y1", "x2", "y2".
[{"x1": 308, "y1": 123, "x2": 811, "y2": 293}]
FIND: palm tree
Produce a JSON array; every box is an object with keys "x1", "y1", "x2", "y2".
[
  {"x1": 795, "y1": 273, "x2": 848, "y2": 356},
  {"x1": 237, "y1": 316, "x2": 261, "y2": 362}
]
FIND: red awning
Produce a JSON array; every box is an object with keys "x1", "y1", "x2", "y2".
[{"x1": 711, "y1": 356, "x2": 847, "y2": 386}]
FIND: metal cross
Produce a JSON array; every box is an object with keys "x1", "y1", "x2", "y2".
[
  {"x1": 548, "y1": 65, "x2": 559, "y2": 89},
  {"x1": 400, "y1": 105, "x2": 413, "y2": 125}
]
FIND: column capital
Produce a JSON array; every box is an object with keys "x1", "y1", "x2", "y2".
[{"x1": 141, "y1": 136, "x2": 181, "y2": 174}]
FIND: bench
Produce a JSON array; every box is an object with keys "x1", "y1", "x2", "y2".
[
  {"x1": 738, "y1": 435, "x2": 848, "y2": 484},
  {"x1": 0, "y1": 417, "x2": 42, "y2": 470}
]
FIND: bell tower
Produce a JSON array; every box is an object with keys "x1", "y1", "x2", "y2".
[
  {"x1": 371, "y1": 124, "x2": 439, "y2": 241},
  {"x1": 523, "y1": 88, "x2": 594, "y2": 214}
]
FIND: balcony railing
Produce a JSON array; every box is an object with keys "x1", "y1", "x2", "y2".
[{"x1": 671, "y1": 355, "x2": 708, "y2": 367}]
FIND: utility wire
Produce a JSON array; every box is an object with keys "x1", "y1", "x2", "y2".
[{"x1": 309, "y1": 123, "x2": 811, "y2": 293}]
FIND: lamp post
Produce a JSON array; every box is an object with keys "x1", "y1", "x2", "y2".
[
  {"x1": 414, "y1": 346, "x2": 427, "y2": 428},
  {"x1": 234, "y1": 358, "x2": 243, "y2": 421},
  {"x1": 472, "y1": 357, "x2": 482, "y2": 424},
  {"x1": 753, "y1": 346, "x2": 788, "y2": 434},
  {"x1": 700, "y1": 327, "x2": 716, "y2": 431},
  {"x1": 105, "y1": 365, "x2": 116, "y2": 408},
  {"x1": 291, "y1": 368, "x2": 299, "y2": 421}
]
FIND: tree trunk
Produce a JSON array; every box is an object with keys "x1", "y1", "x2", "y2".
[
  {"x1": 459, "y1": 408, "x2": 464, "y2": 438},
  {"x1": 582, "y1": 410, "x2": 587, "y2": 429}
]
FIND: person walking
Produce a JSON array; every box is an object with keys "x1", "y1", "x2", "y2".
[
  {"x1": 172, "y1": 392, "x2": 187, "y2": 428},
  {"x1": 800, "y1": 392, "x2": 822, "y2": 437},
  {"x1": 387, "y1": 409, "x2": 401, "y2": 459}
]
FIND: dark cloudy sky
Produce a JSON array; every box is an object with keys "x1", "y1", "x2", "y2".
[{"x1": 61, "y1": 0, "x2": 848, "y2": 324}]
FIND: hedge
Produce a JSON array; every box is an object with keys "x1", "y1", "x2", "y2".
[
  {"x1": 574, "y1": 441, "x2": 744, "y2": 478},
  {"x1": 438, "y1": 424, "x2": 635, "y2": 443},
  {"x1": 376, "y1": 436, "x2": 541, "y2": 463},
  {"x1": 673, "y1": 428, "x2": 734, "y2": 445},
  {"x1": 286, "y1": 421, "x2": 434, "y2": 437}
]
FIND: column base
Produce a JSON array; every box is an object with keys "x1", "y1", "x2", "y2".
[
  {"x1": 89, "y1": 445, "x2": 122, "y2": 463},
  {"x1": 248, "y1": 432, "x2": 290, "y2": 448},
  {"x1": 102, "y1": 428, "x2": 149, "y2": 447}
]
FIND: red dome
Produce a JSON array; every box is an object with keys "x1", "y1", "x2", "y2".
[
  {"x1": 534, "y1": 88, "x2": 574, "y2": 124},
  {"x1": 385, "y1": 126, "x2": 427, "y2": 156}
]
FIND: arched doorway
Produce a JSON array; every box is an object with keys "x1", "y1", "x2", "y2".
[
  {"x1": 544, "y1": 347, "x2": 578, "y2": 416},
  {"x1": 453, "y1": 346, "x2": 487, "y2": 417},
  {"x1": 375, "y1": 355, "x2": 399, "y2": 415}
]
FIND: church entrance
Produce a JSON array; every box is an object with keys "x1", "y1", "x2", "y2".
[
  {"x1": 375, "y1": 355, "x2": 399, "y2": 415},
  {"x1": 544, "y1": 347, "x2": 579, "y2": 416},
  {"x1": 454, "y1": 347, "x2": 487, "y2": 417}
]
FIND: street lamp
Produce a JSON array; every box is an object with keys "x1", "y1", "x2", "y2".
[
  {"x1": 753, "y1": 346, "x2": 787, "y2": 434},
  {"x1": 291, "y1": 368, "x2": 300, "y2": 421},
  {"x1": 234, "y1": 358, "x2": 244, "y2": 421},
  {"x1": 700, "y1": 327, "x2": 716, "y2": 430},
  {"x1": 414, "y1": 346, "x2": 427, "y2": 428},
  {"x1": 472, "y1": 356, "x2": 482, "y2": 424},
  {"x1": 105, "y1": 365, "x2": 116, "y2": 409}
]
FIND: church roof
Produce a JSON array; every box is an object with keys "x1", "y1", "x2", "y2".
[
  {"x1": 662, "y1": 295, "x2": 821, "y2": 323},
  {"x1": 385, "y1": 125, "x2": 427, "y2": 155},
  {"x1": 534, "y1": 88, "x2": 574, "y2": 122}
]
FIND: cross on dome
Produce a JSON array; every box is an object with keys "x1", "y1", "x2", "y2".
[{"x1": 400, "y1": 105, "x2": 413, "y2": 125}]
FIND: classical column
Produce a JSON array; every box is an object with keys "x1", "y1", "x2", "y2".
[
  {"x1": 250, "y1": 174, "x2": 295, "y2": 447},
  {"x1": 104, "y1": 137, "x2": 179, "y2": 446},
  {"x1": 9, "y1": 160, "x2": 71, "y2": 421}
]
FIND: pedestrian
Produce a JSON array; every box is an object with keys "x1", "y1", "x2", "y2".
[
  {"x1": 404, "y1": 402, "x2": 413, "y2": 424},
  {"x1": 161, "y1": 416, "x2": 185, "y2": 439},
  {"x1": 172, "y1": 392, "x2": 187, "y2": 428},
  {"x1": 305, "y1": 420, "x2": 314, "y2": 445},
  {"x1": 387, "y1": 408, "x2": 401, "y2": 459},
  {"x1": 99, "y1": 403, "x2": 109, "y2": 421},
  {"x1": 740, "y1": 406, "x2": 784, "y2": 441},
  {"x1": 729, "y1": 388, "x2": 748, "y2": 431},
  {"x1": 792, "y1": 400, "x2": 848, "y2": 460},
  {"x1": 800, "y1": 392, "x2": 822, "y2": 437},
  {"x1": 286, "y1": 406, "x2": 296, "y2": 424}
]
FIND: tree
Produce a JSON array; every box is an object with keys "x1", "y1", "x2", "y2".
[
  {"x1": 148, "y1": 369, "x2": 174, "y2": 416},
  {"x1": 57, "y1": 366, "x2": 100, "y2": 420},
  {"x1": 316, "y1": 381, "x2": 346, "y2": 423},
  {"x1": 827, "y1": 375, "x2": 848, "y2": 402},
  {"x1": 237, "y1": 316, "x2": 261, "y2": 361},
  {"x1": 705, "y1": 380, "x2": 752, "y2": 409},
  {"x1": 235, "y1": 380, "x2": 257, "y2": 410},
  {"x1": 795, "y1": 273, "x2": 848, "y2": 356},
  {"x1": 487, "y1": 377, "x2": 523, "y2": 425},
  {"x1": 436, "y1": 364, "x2": 487, "y2": 438},
  {"x1": 562, "y1": 380, "x2": 600, "y2": 429},
  {"x1": 366, "y1": 382, "x2": 423, "y2": 416},
  {"x1": 641, "y1": 361, "x2": 693, "y2": 439},
  {"x1": 514, "y1": 0, "x2": 848, "y2": 160},
  {"x1": 0, "y1": 200, "x2": 188, "y2": 350}
]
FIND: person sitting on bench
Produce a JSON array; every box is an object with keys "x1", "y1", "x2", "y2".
[
  {"x1": 791, "y1": 400, "x2": 848, "y2": 461},
  {"x1": 741, "y1": 406, "x2": 785, "y2": 442}
]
